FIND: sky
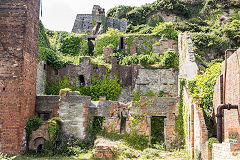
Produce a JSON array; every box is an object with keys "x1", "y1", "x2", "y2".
[{"x1": 40, "y1": 0, "x2": 156, "y2": 32}]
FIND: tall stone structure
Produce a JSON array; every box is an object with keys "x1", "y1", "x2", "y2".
[
  {"x1": 0, "y1": 0, "x2": 40, "y2": 154},
  {"x1": 72, "y1": 5, "x2": 127, "y2": 35}
]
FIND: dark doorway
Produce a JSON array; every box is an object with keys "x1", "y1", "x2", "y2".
[
  {"x1": 88, "y1": 38, "x2": 95, "y2": 56},
  {"x1": 120, "y1": 37, "x2": 124, "y2": 49},
  {"x1": 39, "y1": 113, "x2": 50, "y2": 121},
  {"x1": 120, "y1": 108, "x2": 128, "y2": 134},
  {"x1": 78, "y1": 75, "x2": 85, "y2": 86},
  {"x1": 151, "y1": 116, "x2": 165, "y2": 146},
  {"x1": 90, "y1": 116, "x2": 105, "y2": 139}
]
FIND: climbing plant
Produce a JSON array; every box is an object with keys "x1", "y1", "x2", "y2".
[{"x1": 188, "y1": 63, "x2": 222, "y2": 137}]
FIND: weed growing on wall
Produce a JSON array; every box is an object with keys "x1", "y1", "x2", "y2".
[{"x1": 174, "y1": 79, "x2": 186, "y2": 147}]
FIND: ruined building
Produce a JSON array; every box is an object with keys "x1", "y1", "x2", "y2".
[{"x1": 72, "y1": 5, "x2": 127, "y2": 35}]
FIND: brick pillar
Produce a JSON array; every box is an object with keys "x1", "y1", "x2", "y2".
[
  {"x1": 0, "y1": 0, "x2": 40, "y2": 154},
  {"x1": 103, "y1": 47, "x2": 113, "y2": 62},
  {"x1": 130, "y1": 45, "x2": 137, "y2": 55},
  {"x1": 110, "y1": 57, "x2": 118, "y2": 77}
]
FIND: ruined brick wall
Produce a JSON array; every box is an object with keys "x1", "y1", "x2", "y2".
[
  {"x1": 183, "y1": 88, "x2": 210, "y2": 159},
  {"x1": 152, "y1": 38, "x2": 178, "y2": 55},
  {"x1": 122, "y1": 35, "x2": 161, "y2": 55},
  {"x1": 99, "y1": 97, "x2": 177, "y2": 149},
  {"x1": 47, "y1": 57, "x2": 106, "y2": 86},
  {"x1": 47, "y1": 57, "x2": 139, "y2": 88},
  {"x1": 0, "y1": 0, "x2": 40, "y2": 154},
  {"x1": 212, "y1": 49, "x2": 240, "y2": 158},
  {"x1": 134, "y1": 68, "x2": 178, "y2": 97}
]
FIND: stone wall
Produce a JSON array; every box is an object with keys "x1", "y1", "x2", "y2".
[
  {"x1": 72, "y1": 14, "x2": 127, "y2": 34},
  {"x1": 122, "y1": 35, "x2": 161, "y2": 55},
  {"x1": 134, "y1": 68, "x2": 178, "y2": 97},
  {"x1": 58, "y1": 92, "x2": 90, "y2": 139},
  {"x1": 212, "y1": 140, "x2": 240, "y2": 160},
  {"x1": 0, "y1": 0, "x2": 40, "y2": 154},
  {"x1": 178, "y1": 32, "x2": 198, "y2": 81},
  {"x1": 212, "y1": 48, "x2": 240, "y2": 157},
  {"x1": 36, "y1": 61, "x2": 47, "y2": 95},
  {"x1": 153, "y1": 38, "x2": 178, "y2": 55}
]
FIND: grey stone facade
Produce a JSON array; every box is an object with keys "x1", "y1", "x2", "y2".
[
  {"x1": 134, "y1": 68, "x2": 178, "y2": 97},
  {"x1": 178, "y1": 32, "x2": 198, "y2": 81},
  {"x1": 58, "y1": 94, "x2": 91, "y2": 139},
  {"x1": 72, "y1": 6, "x2": 127, "y2": 35}
]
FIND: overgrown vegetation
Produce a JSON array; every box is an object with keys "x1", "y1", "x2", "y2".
[
  {"x1": 188, "y1": 63, "x2": 222, "y2": 137},
  {"x1": 95, "y1": 28, "x2": 123, "y2": 56},
  {"x1": 45, "y1": 74, "x2": 122, "y2": 101},
  {"x1": 81, "y1": 74, "x2": 122, "y2": 101}
]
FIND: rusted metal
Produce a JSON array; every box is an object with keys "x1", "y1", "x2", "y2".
[
  {"x1": 216, "y1": 104, "x2": 238, "y2": 143},
  {"x1": 223, "y1": 49, "x2": 237, "y2": 104}
]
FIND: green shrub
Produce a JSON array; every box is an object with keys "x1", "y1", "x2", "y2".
[
  {"x1": 125, "y1": 24, "x2": 154, "y2": 34},
  {"x1": 38, "y1": 47, "x2": 68, "y2": 70},
  {"x1": 149, "y1": 15, "x2": 164, "y2": 27},
  {"x1": 161, "y1": 49, "x2": 179, "y2": 68},
  {"x1": 107, "y1": 5, "x2": 135, "y2": 19},
  {"x1": 95, "y1": 28, "x2": 123, "y2": 56},
  {"x1": 224, "y1": 20, "x2": 240, "y2": 46},
  {"x1": 45, "y1": 75, "x2": 78, "y2": 95},
  {"x1": 59, "y1": 34, "x2": 83, "y2": 56},
  {"x1": 25, "y1": 116, "x2": 43, "y2": 149},
  {"x1": 80, "y1": 74, "x2": 122, "y2": 101},
  {"x1": 144, "y1": 90, "x2": 156, "y2": 97},
  {"x1": 153, "y1": 22, "x2": 179, "y2": 40},
  {"x1": 133, "y1": 89, "x2": 140, "y2": 101},
  {"x1": 0, "y1": 153, "x2": 15, "y2": 160},
  {"x1": 208, "y1": 137, "x2": 218, "y2": 150}
]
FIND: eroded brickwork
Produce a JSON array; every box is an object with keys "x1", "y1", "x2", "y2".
[{"x1": 0, "y1": 0, "x2": 40, "y2": 154}]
